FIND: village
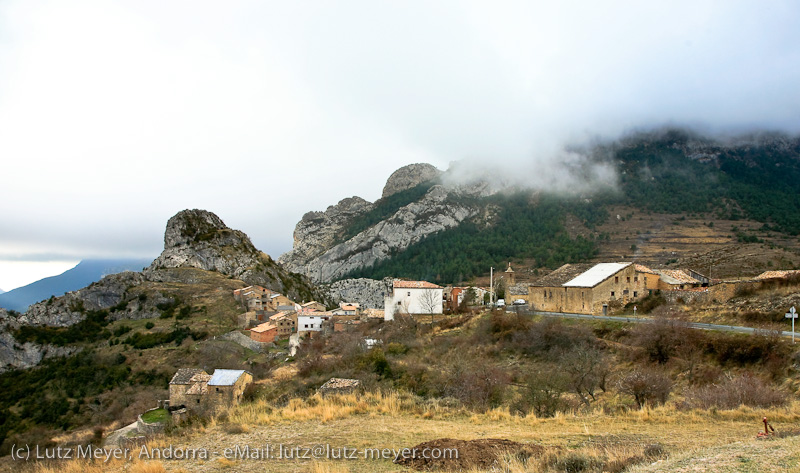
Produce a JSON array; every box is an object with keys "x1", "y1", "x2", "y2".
[{"x1": 143, "y1": 261, "x2": 800, "y2": 436}]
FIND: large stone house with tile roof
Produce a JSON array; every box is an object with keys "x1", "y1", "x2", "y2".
[{"x1": 528, "y1": 262, "x2": 653, "y2": 315}]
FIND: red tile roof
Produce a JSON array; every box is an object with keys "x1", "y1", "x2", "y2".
[
  {"x1": 393, "y1": 280, "x2": 442, "y2": 289},
  {"x1": 251, "y1": 322, "x2": 277, "y2": 333}
]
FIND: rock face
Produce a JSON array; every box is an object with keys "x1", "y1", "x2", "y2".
[
  {"x1": 382, "y1": 163, "x2": 441, "y2": 198},
  {"x1": 19, "y1": 271, "x2": 147, "y2": 327},
  {"x1": 148, "y1": 209, "x2": 322, "y2": 302},
  {"x1": 284, "y1": 185, "x2": 479, "y2": 283},
  {"x1": 149, "y1": 209, "x2": 261, "y2": 277},
  {"x1": 327, "y1": 278, "x2": 393, "y2": 309},
  {"x1": 278, "y1": 197, "x2": 373, "y2": 267},
  {"x1": 0, "y1": 308, "x2": 80, "y2": 373}
]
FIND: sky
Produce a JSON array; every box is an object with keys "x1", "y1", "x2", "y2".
[{"x1": 1, "y1": 0, "x2": 800, "y2": 291}]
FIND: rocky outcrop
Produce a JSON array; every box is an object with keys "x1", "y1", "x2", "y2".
[
  {"x1": 289, "y1": 185, "x2": 479, "y2": 283},
  {"x1": 0, "y1": 310, "x2": 80, "y2": 373},
  {"x1": 148, "y1": 209, "x2": 262, "y2": 278},
  {"x1": 147, "y1": 209, "x2": 323, "y2": 302},
  {"x1": 19, "y1": 271, "x2": 146, "y2": 327},
  {"x1": 327, "y1": 278, "x2": 393, "y2": 309},
  {"x1": 382, "y1": 163, "x2": 441, "y2": 198},
  {"x1": 278, "y1": 197, "x2": 373, "y2": 267}
]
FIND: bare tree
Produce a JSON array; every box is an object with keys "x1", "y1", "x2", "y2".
[{"x1": 419, "y1": 289, "x2": 441, "y2": 323}]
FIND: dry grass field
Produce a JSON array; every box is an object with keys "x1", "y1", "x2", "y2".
[{"x1": 11, "y1": 391, "x2": 800, "y2": 473}]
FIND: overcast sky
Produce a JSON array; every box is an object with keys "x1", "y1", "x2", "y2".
[{"x1": 1, "y1": 1, "x2": 800, "y2": 291}]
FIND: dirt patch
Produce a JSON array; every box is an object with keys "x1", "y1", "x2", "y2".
[{"x1": 394, "y1": 438, "x2": 544, "y2": 471}]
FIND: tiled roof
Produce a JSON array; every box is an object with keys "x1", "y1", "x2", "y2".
[
  {"x1": 656, "y1": 269, "x2": 701, "y2": 285},
  {"x1": 269, "y1": 312, "x2": 290, "y2": 321},
  {"x1": 170, "y1": 368, "x2": 208, "y2": 385},
  {"x1": 340, "y1": 305, "x2": 358, "y2": 311},
  {"x1": 508, "y1": 283, "x2": 529, "y2": 295},
  {"x1": 208, "y1": 369, "x2": 248, "y2": 386},
  {"x1": 754, "y1": 270, "x2": 800, "y2": 280},
  {"x1": 531, "y1": 264, "x2": 594, "y2": 287},
  {"x1": 185, "y1": 382, "x2": 208, "y2": 396},
  {"x1": 302, "y1": 301, "x2": 322, "y2": 307},
  {"x1": 634, "y1": 264, "x2": 657, "y2": 275},
  {"x1": 393, "y1": 280, "x2": 442, "y2": 289},
  {"x1": 251, "y1": 322, "x2": 277, "y2": 333}
]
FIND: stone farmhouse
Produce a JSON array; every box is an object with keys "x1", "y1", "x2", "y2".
[
  {"x1": 384, "y1": 280, "x2": 444, "y2": 320},
  {"x1": 250, "y1": 321, "x2": 278, "y2": 343},
  {"x1": 528, "y1": 262, "x2": 655, "y2": 316},
  {"x1": 169, "y1": 368, "x2": 252, "y2": 413}
]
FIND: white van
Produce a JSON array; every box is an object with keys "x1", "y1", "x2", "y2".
[{"x1": 496, "y1": 299, "x2": 505, "y2": 307}]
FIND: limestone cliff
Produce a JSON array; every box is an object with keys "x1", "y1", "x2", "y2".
[
  {"x1": 278, "y1": 197, "x2": 373, "y2": 266},
  {"x1": 327, "y1": 278, "x2": 393, "y2": 309},
  {"x1": 281, "y1": 182, "x2": 482, "y2": 283}
]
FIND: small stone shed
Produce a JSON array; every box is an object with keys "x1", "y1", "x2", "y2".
[{"x1": 318, "y1": 378, "x2": 361, "y2": 396}]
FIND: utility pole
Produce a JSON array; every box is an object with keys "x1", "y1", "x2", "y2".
[{"x1": 490, "y1": 267, "x2": 494, "y2": 305}]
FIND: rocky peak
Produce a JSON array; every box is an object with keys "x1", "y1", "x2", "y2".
[
  {"x1": 163, "y1": 209, "x2": 257, "y2": 252},
  {"x1": 381, "y1": 163, "x2": 441, "y2": 198}
]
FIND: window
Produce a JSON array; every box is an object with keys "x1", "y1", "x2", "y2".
[
  {"x1": 611, "y1": 291, "x2": 615, "y2": 297},
  {"x1": 615, "y1": 276, "x2": 619, "y2": 283},
  {"x1": 216, "y1": 388, "x2": 220, "y2": 392},
  {"x1": 304, "y1": 324, "x2": 308, "y2": 328},
  {"x1": 644, "y1": 277, "x2": 648, "y2": 283},
  {"x1": 626, "y1": 277, "x2": 630, "y2": 283},
  {"x1": 197, "y1": 399, "x2": 200, "y2": 403},
  {"x1": 634, "y1": 276, "x2": 638, "y2": 282},
  {"x1": 623, "y1": 289, "x2": 629, "y2": 295},
  {"x1": 634, "y1": 291, "x2": 638, "y2": 297},
  {"x1": 408, "y1": 292, "x2": 411, "y2": 296}
]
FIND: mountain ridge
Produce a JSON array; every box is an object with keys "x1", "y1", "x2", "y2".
[
  {"x1": 280, "y1": 128, "x2": 800, "y2": 284},
  {"x1": 0, "y1": 259, "x2": 152, "y2": 313}
]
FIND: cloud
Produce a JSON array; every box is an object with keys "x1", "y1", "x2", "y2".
[{"x1": 1, "y1": 0, "x2": 799, "y2": 287}]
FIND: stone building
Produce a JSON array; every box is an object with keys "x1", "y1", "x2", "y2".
[
  {"x1": 250, "y1": 322, "x2": 278, "y2": 343},
  {"x1": 528, "y1": 262, "x2": 652, "y2": 316},
  {"x1": 169, "y1": 368, "x2": 253, "y2": 413},
  {"x1": 269, "y1": 311, "x2": 296, "y2": 338},
  {"x1": 169, "y1": 368, "x2": 211, "y2": 408}
]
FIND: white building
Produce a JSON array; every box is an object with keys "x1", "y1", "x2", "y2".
[
  {"x1": 384, "y1": 280, "x2": 444, "y2": 321},
  {"x1": 297, "y1": 314, "x2": 329, "y2": 334}
]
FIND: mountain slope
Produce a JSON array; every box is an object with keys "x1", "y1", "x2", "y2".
[
  {"x1": 281, "y1": 128, "x2": 800, "y2": 284},
  {"x1": 0, "y1": 259, "x2": 152, "y2": 312}
]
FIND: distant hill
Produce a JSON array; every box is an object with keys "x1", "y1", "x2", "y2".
[
  {"x1": 0, "y1": 289, "x2": 5, "y2": 295},
  {"x1": 0, "y1": 259, "x2": 152, "y2": 312}
]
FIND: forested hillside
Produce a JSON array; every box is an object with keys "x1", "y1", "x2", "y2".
[{"x1": 343, "y1": 129, "x2": 800, "y2": 284}]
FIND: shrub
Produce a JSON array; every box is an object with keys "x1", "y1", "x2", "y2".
[
  {"x1": 145, "y1": 322, "x2": 155, "y2": 330},
  {"x1": 617, "y1": 368, "x2": 673, "y2": 409},
  {"x1": 682, "y1": 373, "x2": 788, "y2": 409}
]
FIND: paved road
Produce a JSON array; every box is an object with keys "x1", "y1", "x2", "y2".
[{"x1": 520, "y1": 309, "x2": 796, "y2": 339}]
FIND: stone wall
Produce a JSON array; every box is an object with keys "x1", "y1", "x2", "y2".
[{"x1": 137, "y1": 409, "x2": 166, "y2": 435}]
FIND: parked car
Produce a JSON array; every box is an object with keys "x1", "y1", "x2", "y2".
[
  {"x1": 513, "y1": 299, "x2": 526, "y2": 305},
  {"x1": 496, "y1": 299, "x2": 506, "y2": 307}
]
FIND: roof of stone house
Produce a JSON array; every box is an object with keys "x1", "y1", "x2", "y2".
[
  {"x1": 269, "y1": 311, "x2": 290, "y2": 321},
  {"x1": 531, "y1": 263, "x2": 595, "y2": 287},
  {"x1": 564, "y1": 263, "x2": 632, "y2": 287},
  {"x1": 251, "y1": 322, "x2": 277, "y2": 333},
  {"x1": 170, "y1": 368, "x2": 209, "y2": 385},
  {"x1": 319, "y1": 378, "x2": 361, "y2": 390},
  {"x1": 340, "y1": 304, "x2": 358, "y2": 311},
  {"x1": 393, "y1": 280, "x2": 442, "y2": 289},
  {"x1": 634, "y1": 264, "x2": 658, "y2": 275},
  {"x1": 754, "y1": 270, "x2": 800, "y2": 280},
  {"x1": 185, "y1": 383, "x2": 207, "y2": 396},
  {"x1": 656, "y1": 269, "x2": 701, "y2": 285},
  {"x1": 208, "y1": 369, "x2": 249, "y2": 386},
  {"x1": 302, "y1": 301, "x2": 323, "y2": 307},
  {"x1": 508, "y1": 283, "x2": 529, "y2": 295}
]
